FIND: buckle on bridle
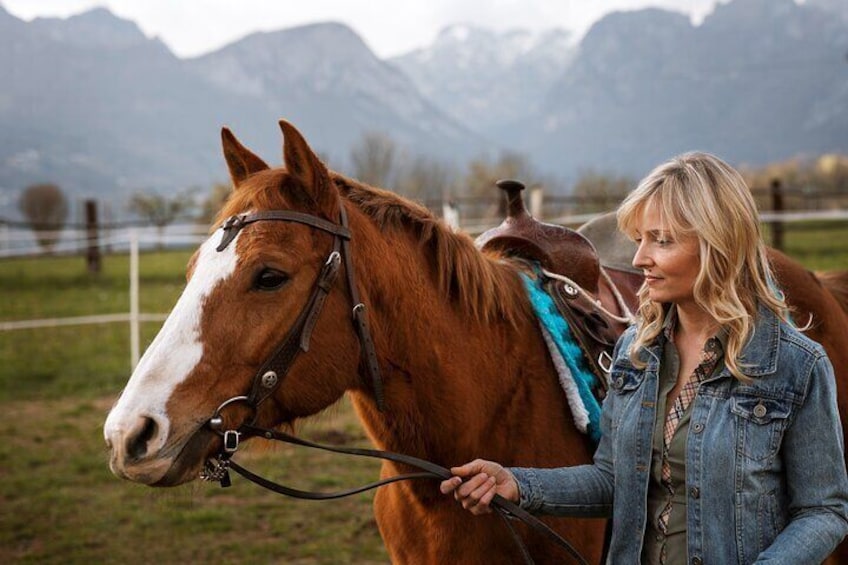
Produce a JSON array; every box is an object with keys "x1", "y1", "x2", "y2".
[
  {"x1": 598, "y1": 351, "x2": 613, "y2": 374},
  {"x1": 202, "y1": 395, "x2": 252, "y2": 486},
  {"x1": 217, "y1": 214, "x2": 248, "y2": 252},
  {"x1": 223, "y1": 430, "x2": 240, "y2": 453},
  {"x1": 317, "y1": 251, "x2": 342, "y2": 290}
]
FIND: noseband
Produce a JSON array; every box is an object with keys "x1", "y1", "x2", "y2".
[{"x1": 201, "y1": 203, "x2": 589, "y2": 565}]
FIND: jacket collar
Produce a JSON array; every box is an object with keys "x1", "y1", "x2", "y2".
[{"x1": 640, "y1": 303, "x2": 780, "y2": 378}]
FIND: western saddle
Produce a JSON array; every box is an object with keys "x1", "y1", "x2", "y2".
[{"x1": 475, "y1": 180, "x2": 640, "y2": 387}]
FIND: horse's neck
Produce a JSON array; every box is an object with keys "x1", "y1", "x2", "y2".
[
  {"x1": 353, "y1": 311, "x2": 567, "y2": 464},
  {"x1": 349, "y1": 219, "x2": 586, "y2": 466}
]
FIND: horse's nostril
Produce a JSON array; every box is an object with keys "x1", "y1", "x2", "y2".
[{"x1": 126, "y1": 417, "x2": 159, "y2": 461}]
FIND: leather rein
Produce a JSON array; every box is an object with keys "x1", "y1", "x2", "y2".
[{"x1": 200, "y1": 203, "x2": 589, "y2": 565}]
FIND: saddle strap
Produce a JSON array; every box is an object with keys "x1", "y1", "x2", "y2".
[
  {"x1": 545, "y1": 277, "x2": 629, "y2": 395},
  {"x1": 230, "y1": 424, "x2": 589, "y2": 565}
]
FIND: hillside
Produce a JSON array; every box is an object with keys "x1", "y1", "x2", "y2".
[{"x1": 0, "y1": 0, "x2": 845, "y2": 217}]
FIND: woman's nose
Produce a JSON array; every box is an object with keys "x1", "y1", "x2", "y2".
[{"x1": 632, "y1": 241, "x2": 651, "y2": 270}]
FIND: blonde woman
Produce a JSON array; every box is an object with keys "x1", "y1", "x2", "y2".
[{"x1": 441, "y1": 152, "x2": 848, "y2": 563}]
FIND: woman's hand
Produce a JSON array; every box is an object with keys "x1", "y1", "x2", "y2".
[{"x1": 439, "y1": 459, "x2": 520, "y2": 515}]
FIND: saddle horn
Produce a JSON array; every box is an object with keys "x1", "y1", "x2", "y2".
[{"x1": 475, "y1": 179, "x2": 601, "y2": 293}]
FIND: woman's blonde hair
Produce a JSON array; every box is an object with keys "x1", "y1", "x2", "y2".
[{"x1": 616, "y1": 152, "x2": 788, "y2": 380}]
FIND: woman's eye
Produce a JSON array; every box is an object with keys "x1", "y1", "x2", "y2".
[{"x1": 254, "y1": 268, "x2": 289, "y2": 291}]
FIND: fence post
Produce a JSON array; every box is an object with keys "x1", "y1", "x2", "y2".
[
  {"x1": 442, "y1": 200, "x2": 460, "y2": 230},
  {"x1": 770, "y1": 179, "x2": 784, "y2": 251},
  {"x1": 129, "y1": 229, "x2": 140, "y2": 370},
  {"x1": 530, "y1": 185, "x2": 544, "y2": 219},
  {"x1": 85, "y1": 199, "x2": 101, "y2": 273}
]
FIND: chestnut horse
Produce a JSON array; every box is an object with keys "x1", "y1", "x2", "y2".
[{"x1": 104, "y1": 120, "x2": 848, "y2": 564}]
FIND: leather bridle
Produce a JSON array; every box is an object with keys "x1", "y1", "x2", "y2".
[
  {"x1": 213, "y1": 205, "x2": 384, "y2": 415},
  {"x1": 200, "y1": 203, "x2": 589, "y2": 565}
]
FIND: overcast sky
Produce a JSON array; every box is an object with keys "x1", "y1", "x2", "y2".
[{"x1": 2, "y1": 0, "x2": 733, "y2": 58}]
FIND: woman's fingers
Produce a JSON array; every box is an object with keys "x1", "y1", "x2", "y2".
[
  {"x1": 461, "y1": 475, "x2": 497, "y2": 515},
  {"x1": 455, "y1": 472, "x2": 491, "y2": 499},
  {"x1": 440, "y1": 472, "x2": 496, "y2": 513},
  {"x1": 450, "y1": 459, "x2": 490, "y2": 478},
  {"x1": 441, "y1": 459, "x2": 516, "y2": 515},
  {"x1": 439, "y1": 476, "x2": 462, "y2": 495},
  {"x1": 440, "y1": 459, "x2": 494, "y2": 495},
  {"x1": 475, "y1": 478, "x2": 499, "y2": 514}
]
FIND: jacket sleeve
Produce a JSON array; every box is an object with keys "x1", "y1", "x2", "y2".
[
  {"x1": 508, "y1": 332, "x2": 632, "y2": 518},
  {"x1": 755, "y1": 353, "x2": 848, "y2": 563},
  {"x1": 510, "y1": 400, "x2": 614, "y2": 517}
]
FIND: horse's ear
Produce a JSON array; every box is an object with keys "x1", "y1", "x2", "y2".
[
  {"x1": 279, "y1": 120, "x2": 338, "y2": 218},
  {"x1": 221, "y1": 127, "x2": 269, "y2": 190}
]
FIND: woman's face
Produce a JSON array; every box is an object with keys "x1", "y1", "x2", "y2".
[{"x1": 631, "y1": 206, "x2": 701, "y2": 306}]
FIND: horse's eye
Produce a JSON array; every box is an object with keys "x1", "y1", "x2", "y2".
[{"x1": 254, "y1": 268, "x2": 288, "y2": 291}]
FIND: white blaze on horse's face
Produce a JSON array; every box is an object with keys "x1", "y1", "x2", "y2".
[{"x1": 103, "y1": 228, "x2": 240, "y2": 484}]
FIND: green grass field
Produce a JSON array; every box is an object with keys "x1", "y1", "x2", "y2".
[
  {"x1": 0, "y1": 250, "x2": 389, "y2": 564},
  {"x1": 0, "y1": 251, "x2": 190, "y2": 401},
  {"x1": 0, "y1": 222, "x2": 845, "y2": 563},
  {"x1": 762, "y1": 220, "x2": 848, "y2": 271}
]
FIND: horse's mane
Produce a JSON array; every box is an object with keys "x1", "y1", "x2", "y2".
[
  {"x1": 334, "y1": 174, "x2": 532, "y2": 325},
  {"x1": 215, "y1": 168, "x2": 529, "y2": 327}
]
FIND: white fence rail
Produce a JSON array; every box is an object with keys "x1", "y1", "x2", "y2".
[
  {"x1": 1, "y1": 228, "x2": 206, "y2": 370},
  {"x1": 0, "y1": 312, "x2": 167, "y2": 331},
  {"x1": 0, "y1": 223, "x2": 209, "y2": 258}
]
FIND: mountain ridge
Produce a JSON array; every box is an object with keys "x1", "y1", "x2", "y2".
[{"x1": 0, "y1": 0, "x2": 845, "y2": 215}]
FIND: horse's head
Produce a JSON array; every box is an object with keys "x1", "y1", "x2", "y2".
[{"x1": 104, "y1": 121, "x2": 366, "y2": 486}]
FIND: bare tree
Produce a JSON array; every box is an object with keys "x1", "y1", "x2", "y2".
[
  {"x1": 18, "y1": 182, "x2": 68, "y2": 253},
  {"x1": 464, "y1": 151, "x2": 536, "y2": 199},
  {"x1": 350, "y1": 131, "x2": 398, "y2": 188},
  {"x1": 395, "y1": 155, "x2": 458, "y2": 203},
  {"x1": 128, "y1": 189, "x2": 194, "y2": 248},
  {"x1": 462, "y1": 151, "x2": 539, "y2": 220},
  {"x1": 199, "y1": 182, "x2": 231, "y2": 225},
  {"x1": 738, "y1": 155, "x2": 848, "y2": 212},
  {"x1": 571, "y1": 169, "x2": 635, "y2": 213}
]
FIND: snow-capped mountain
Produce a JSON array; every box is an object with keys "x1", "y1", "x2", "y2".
[
  {"x1": 390, "y1": 25, "x2": 576, "y2": 133},
  {"x1": 186, "y1": 22, "x2": 482, "y2": 166},
  {"x1": 0, "y1": 0, "x2": 846, "y2": 207},
  {"x1": 0, "y1": 7, "x2": 487, "y2": 202},
  {"x1": 523, "y1": 0, "x2": 848, "y2": 177}
]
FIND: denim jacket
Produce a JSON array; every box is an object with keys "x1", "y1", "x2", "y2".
[{"x1": 512, "y1": 306, "x2": 848, "y2": 564}]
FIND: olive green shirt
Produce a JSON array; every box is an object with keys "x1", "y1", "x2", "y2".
[{"x1": 642, "y1": 312, "x2": 726, "y2": 564}]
